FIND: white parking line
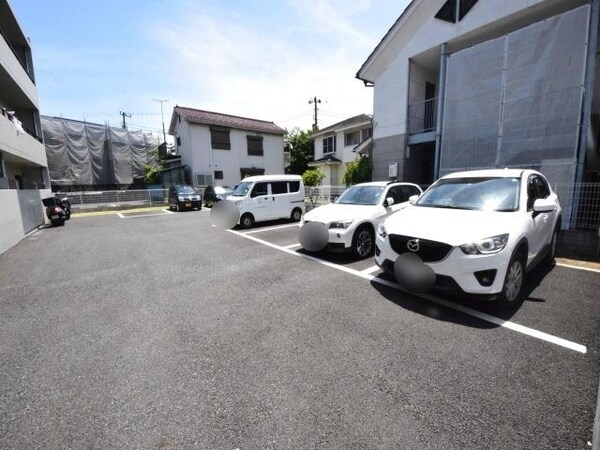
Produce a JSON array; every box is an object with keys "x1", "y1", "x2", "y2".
[
  {"x1": 242, "y1": 223, "x2": 299, "y2": 234},
  {"x1": 556, "y1": 262, "x2": 600, "y2": 274},
  {"x1": 360, "y1": 265, "x2": 381, "y2": 275},
  {"x1": 227, "y1": 229, "x2": 587, "y2": 354},
  {"x1": 283, "y1": 243, "x2": 302, "y2": 249},
  {"x1": 117, "y1": 211, "x2": 174, "y2": 219}
]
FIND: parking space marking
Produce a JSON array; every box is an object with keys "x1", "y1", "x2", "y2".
[
  {"x1": 241, "y1": 223, "x2": 299, "y2": 234},
  {"x1": 117, "y1": 211, "x2": 174, "y2": 219},
  {"x1": 227, "y1": 229, "x2": 588, "y2": 354},
  {"x1": 283, "y1": 243, "x2": 302, "y2": 249},
  {"x1": 360, "y1": 265, "x2": 381, "y2": 275},
  {"x1": 556, "y1": 262, "x2": 600, "y2": 274}
]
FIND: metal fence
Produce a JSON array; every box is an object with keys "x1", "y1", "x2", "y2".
[
  {"x1": 57, "y1": 189, "x2": 168, "y2": 209},
  {"x1": 407, "y1": 97, "x2": 437, "y2": 135},
  {"x1": 554, "y1": 183, "x2": 600, "y2": 231},
  {"x1": 305, "y1": 185, "x2": 348, "y2": 208}
]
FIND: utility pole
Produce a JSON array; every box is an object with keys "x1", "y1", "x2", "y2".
[
  {"x1": 308, "y1": 96, "x2": 322, "y2": 131},
  {"x1": 151, "y1": 99, "x2": 169, "y2": 144},
  {"x1": 119, "y1": 111, "x2": 131, "y2": 130}
]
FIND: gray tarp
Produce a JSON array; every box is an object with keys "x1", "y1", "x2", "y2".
[
  {"x1": 41, "y1": 116, "x2": 160, "y2": 186},
  {"x1": 440, "y1": 5, "x2": 590, "y2": 227}
]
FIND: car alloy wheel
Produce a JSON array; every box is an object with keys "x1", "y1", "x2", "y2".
[
  {"x1": 503, "y1": 257, "x2": 524, "y2": 304},
  {"x1": 291, "y1": 208, "x2": 302, "y2": 222},
  {"x1": 353, "y1": 227, "x2": 374, "y2": 258}
]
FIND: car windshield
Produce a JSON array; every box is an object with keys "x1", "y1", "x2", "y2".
[
  {"x1": 233, "y1": 182, "x2": 252, "y2": 196},
  {"x1": 336, "y1": 186, "x2": 385, "y2": 205},
  {"x1": 176, "y1": 186, "x2": 197, "y2": 194},
  {"x1": 416, "y1": 177, "x2": 520, "y2": 212},
  {"x1": 215, "y1": 186, "x2": 232, "y2": 194}
]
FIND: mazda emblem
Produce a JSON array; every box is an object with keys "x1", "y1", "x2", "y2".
[{"x1": 407, "y1": 239, "x2": 420, "y2": 252}]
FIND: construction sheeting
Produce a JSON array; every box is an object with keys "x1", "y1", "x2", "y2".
[
  {"x1": 41, "y1": 116, "x2": 160, "y2": 186},
  {"x1": 440, "y1": 5, "x2": 590, "y2": 226}
]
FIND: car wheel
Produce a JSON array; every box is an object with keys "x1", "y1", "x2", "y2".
[
  {"x1": 291, "y1": 208, "x2": 302, "y2": 222},
  {"x1": 240, "y1": 213, "x2": 254, "y2": 229},
  {"x1": 176, "y1": 203, "x2": 182, "y2": 212},
  {"x1": 352, "y1": 225, "x2": 374, "y2": 259},
  {"x1": 497, "y1": 251, "x2": 526, "y2": 307}
]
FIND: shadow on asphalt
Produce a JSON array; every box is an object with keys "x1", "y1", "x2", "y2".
[
  {"x1": 295, "y1": 248, "x2": 368, "y2": 266},
  {"x1": 369, "y1": 261, "x2": 557, "y2": 328}
]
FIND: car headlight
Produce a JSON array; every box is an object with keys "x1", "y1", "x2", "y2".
[
  {"x1": 460, "y1": 234, "x2": 509, "y2": 255},
  {"x1": 377, "y1": 222, "x2": 387, "y2": 238},
  {"x1": 178, "y1": 195, "x2": 184, "y2": 201},
  {"x1": 329, "y1": 220, "x2": 353, "y2": 229},
  {"x1": 196, "y1": 195, "x2": 201, "y2": 201}
]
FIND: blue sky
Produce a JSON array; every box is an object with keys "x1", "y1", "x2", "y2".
[{"x1": 10, "y1": 0, "x2": 410, "y2": 138}]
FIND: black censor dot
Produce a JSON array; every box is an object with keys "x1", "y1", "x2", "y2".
[
  {"x1": 210, "y1": 201, "x2": 240, "y2": 229},
  {"x1": 394, "y1": 252, "x2": 435, "y2": 293},
  {"x1": 298, "y1": 221, "x2": 329, "y2": 252}
]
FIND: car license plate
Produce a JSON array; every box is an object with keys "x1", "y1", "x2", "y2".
[
  {"x1": 185, "y1": 202, "x2": 191, "y2": 207},
  {"x1": 51, "y1": 215, "x2": 59, "y2": 219}
]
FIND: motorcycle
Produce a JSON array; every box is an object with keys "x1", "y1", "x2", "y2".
[{"x1": 42, "y1": 196, "x2": 71, "y2": 226}]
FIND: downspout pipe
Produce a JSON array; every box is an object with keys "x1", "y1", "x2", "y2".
[
  {"x1": 434, "y1": 43, "x2": 448, "y2": 180},
  {"x1": 573, "y1": 0, "x2": 599, "y2": 229}
]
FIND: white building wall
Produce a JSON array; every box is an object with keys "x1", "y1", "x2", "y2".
[
  {"x1": 370, "y1": 0, "x2": 587, "y2": 139},
  {"x1": 0, "y1": 190, "x2": 24, "y2": 254}
]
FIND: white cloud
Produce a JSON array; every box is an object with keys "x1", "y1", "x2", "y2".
[{"x1": 150, "y1": 0, "x2": 375, "y2": 131}]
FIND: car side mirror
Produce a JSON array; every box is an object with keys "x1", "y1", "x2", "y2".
[
  {"x1": 533, "y1": 198, "x2": 556, "y2": 213},
  {"x1": 408, "y1": 195, "x2": 419, "y2": 205},
  {"x1": 384, "y1": 197, "x2": 395, "y2": 207}
]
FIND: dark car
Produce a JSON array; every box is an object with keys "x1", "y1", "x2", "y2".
[
  {"x1": 168, "y1": 185, "x2": 202, "y2": 211},
  {"x1": 203, "y1": 185, "x2": 233, "y2": 207}
]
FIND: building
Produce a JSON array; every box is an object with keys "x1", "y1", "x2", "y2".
[
  {"x1": 310, "y1": 114, "x2": 373, "y2": 186},
  {"x1": 357, "y1": 0, "x2": 599, "y2": 228},
  {"x1": 41, "y1": 115, "x2": 163, "y2": 191},
  {"x1": 0, "y1": 0, "x2": 51, "y2": 254},
  {"x1": 169, "y1": 106, "x2": 286, "y2": 188}
]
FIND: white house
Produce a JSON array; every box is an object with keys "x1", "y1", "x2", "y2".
[
  {"x1": 357, "y1": 0, "x2": 599, "y2": 228},
  {"x1": 310, "y1": 114, "x2": 373, "y2": 186},
  {"x1": 0, "y1": 0, "x2": 51, "y2": 254},
  {"x1": 168, "y1": 106, "x2": 286, "y2": 188}
]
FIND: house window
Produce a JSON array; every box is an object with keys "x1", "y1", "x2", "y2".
[
  {"x1": 435, "y1": 0, "x2": 478, "y2": 23},
  {"x1": 323, "y1": 135, "x2": 336, "y2": 154},
  {"x1": 247, "y1": 135, "x2": 264, "y2": 156},
  {"x1": 362, "y1": 128, "x2": 372, "y2": 140},
  {"x1": 214, "y1": 170, "x2": 223, "y2": 180},
  {"x1": 210, "y1": 126, "x2": 231, "y2": 150},
  {"x1": 344, "y1": 131, "x2": 361, "y2": 147}
]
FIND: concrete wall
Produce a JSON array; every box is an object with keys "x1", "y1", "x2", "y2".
[
  {"x1": 0, "y1": 190, "x2": 24, "y2": 254},
  {"x1": 371, "y1": 134, "x2": 406, "y2": 181},
  {"x1": 0, "y1": 31, "x2": 38, "y2": 108}
]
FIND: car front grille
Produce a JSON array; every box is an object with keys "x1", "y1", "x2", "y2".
[{"x1": 388, "y1": 235, "x2": 452, "y2": 262}]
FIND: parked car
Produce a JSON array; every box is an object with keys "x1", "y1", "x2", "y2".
[
  {"x1": 203, "y1": 185, "x2": 233, "y2": 207},
  {"x1": 168, "y1": 185, "x2": 202, "y2": 211},
  {"x1": 228, "y1": 175, "x2": 305, "y2": 228},
  {"x1": 375, "y1": 169, "x2": 561, "y2": 307},
  {"x1": 299, "y1": 181, "x2": 422, "y2": 258}
]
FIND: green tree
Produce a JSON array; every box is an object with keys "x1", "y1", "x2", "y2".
[
  {"x1": 143, "y1": 148, "x2": 165, "y2": 184},
  {"x1": 302, "y1": 168, "x2": 325, "y2": 187},
  {"x1": 285, "y1": 127, "x2": 314, "y2": 175},
  {"x1": 342, "y1": 156, "x2": 372, "y2": 186},
  {"x1": 302, "y1": 168, "x2": 326, "y2": 208}
]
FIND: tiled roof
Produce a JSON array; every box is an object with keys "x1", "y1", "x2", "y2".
[{"x1": 174, "y1": 106, "x2": 285, "y2": 135}]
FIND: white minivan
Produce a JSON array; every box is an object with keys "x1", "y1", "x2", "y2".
[{"x1": 228, "y1": 175, "x2": 305, "y2": 228}]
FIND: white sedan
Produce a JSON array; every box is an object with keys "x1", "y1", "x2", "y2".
[{"x1": 299, "y1": 182, "x2": 423, "y2": 258}]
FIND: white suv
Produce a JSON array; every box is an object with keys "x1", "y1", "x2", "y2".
[
  {"x1": 375, "y1": 169, "x2": 561, "y2": 307},
  {"x1": 300, "y1": 182, "x2": 422, "y2": 258}
]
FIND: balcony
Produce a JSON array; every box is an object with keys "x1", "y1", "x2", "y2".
[
  {"x1": 407, "y1": 97, "x2": 437, "y2": 144},
  {"x1": 0, "y1": 32, "x2": 38, "y2": 108},
  {"x1": 0, "y1": 109, "x2": 46, "y2": 167}
]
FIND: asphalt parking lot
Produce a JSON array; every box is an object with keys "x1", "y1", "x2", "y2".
[{"x1": 0, "y1": 208, "x2": 599, "y2": 449}]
